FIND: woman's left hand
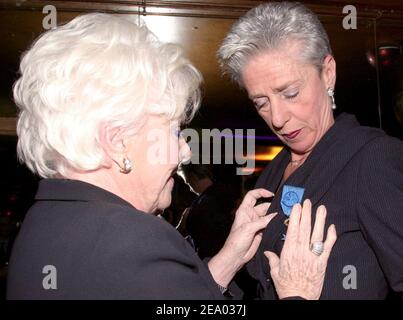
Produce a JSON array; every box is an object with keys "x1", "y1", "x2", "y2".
[
  {"x1": 208, "y1": 188, "x2": 277, "y2": 288},
  {"x1": 264, "y1": 199, "x2": 337, "y2": 300}
]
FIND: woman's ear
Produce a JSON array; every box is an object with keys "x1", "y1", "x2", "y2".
[
  {"x1": 99, "y1": 123, "x2": 127, "y2": 164},
  {"x1": 321, "y1": 55, "x2": 337, "y2": 88}
]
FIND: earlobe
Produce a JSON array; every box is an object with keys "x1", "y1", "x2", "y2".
[{"x1": 99, "y1": 125, "x2": 135, "y2": 173}]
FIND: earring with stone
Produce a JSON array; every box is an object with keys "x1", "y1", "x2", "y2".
[
  {"x1": 120, "y1": 157, "x2": 133, "y2": 174},
  {"x1": 327, "y1": 88, "x2": 336, "y2": 110}
]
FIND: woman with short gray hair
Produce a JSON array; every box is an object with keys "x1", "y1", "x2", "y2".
[{"x1": 218, "y1": 1, "x2": 403, "y2": 299}]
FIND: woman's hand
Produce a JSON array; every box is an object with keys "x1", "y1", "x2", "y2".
[
  {"x1": 208, "y1": 188, "x2": 277, "y2": 288},
  {"x1": 264, "y1": 199, "x2": 337, "y2": 300},
  {"x1": 226, "y1": 188, "x2": 277, "y2": 264}
]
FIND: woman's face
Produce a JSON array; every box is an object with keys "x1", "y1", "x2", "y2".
[
  {"x1": 241, "y1": 43, "x2": 336, "y2": 156},
  {"x1": 127, "y1": 115, "x2": 191, "y2": 213}
]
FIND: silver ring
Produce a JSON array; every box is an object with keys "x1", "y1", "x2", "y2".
[{"x1": 310, "y1": 241, "x2": 324, "y2": 256}]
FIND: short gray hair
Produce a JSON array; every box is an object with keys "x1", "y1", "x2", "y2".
[
  {"x1": 14, "y1": 13, "x2": 202, "y2": 178},
  {"x1": 217, "y1": 2, "x2": 332, "y2": 86}
]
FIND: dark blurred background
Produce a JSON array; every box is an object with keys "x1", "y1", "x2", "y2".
[{"x1": 1, "y1": 0, "x2": 403, "y2": 299}]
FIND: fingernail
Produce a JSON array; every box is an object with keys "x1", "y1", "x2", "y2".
[
  {"x1": 318, "y1": 205, "x2": 326, "y2": 215},
  {"x1": 263, "y1": 213, "x2": 276, "y2": 221},
  {"x1": 293, "y1": 203, "x2": 302, "y2": 210}
]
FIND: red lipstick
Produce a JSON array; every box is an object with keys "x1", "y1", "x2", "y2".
[{"x1": 283, "y1": 129, "x2": 301, "y2": 140}]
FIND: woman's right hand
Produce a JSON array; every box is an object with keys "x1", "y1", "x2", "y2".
[
  {"x1": 264, "y1": 199, "x2": 337, "y2": 300},
  {"x1": 208, "y1": 188, "x2": 276, "y2": 289}
]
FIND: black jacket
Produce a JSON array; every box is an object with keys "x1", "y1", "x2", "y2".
[
  {"x1": 7, "y1": 179, "x2": 224, "y2": 299},
  {"x1": 248, "y1": 113, "x2": 403, "y2": 299}
]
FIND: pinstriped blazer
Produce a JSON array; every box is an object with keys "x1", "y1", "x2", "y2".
[{"x1": 248, "y1": 113, "x2": 403, "y2": 299}]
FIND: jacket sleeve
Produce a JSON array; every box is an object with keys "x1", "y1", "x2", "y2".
[{"x1": 357, "y1": 136, "x2": 403, "y2": 297}]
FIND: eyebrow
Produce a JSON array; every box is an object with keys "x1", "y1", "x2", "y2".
[{"x1": 249, "y1": 79, "x2": 300, "y2": 99}]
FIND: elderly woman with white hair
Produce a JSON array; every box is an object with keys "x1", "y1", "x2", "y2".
[
  {"x1": 7, "y1": 13, "x2": 336, "y2": 300},
  {"x1": 218, "y1": 2, "x2": 403, "y2": 299}
]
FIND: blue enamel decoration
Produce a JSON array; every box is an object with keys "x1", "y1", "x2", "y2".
[{"x1": 280, "y1": 185, "x2": 305, "y2": 216}]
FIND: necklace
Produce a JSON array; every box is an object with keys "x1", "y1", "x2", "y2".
[{"x1": 290, "y1": 159, "x2": 303, "y2": 167}]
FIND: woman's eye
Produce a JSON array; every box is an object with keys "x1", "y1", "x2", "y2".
[
  {"x1": 253, "y1": 97, "x2": 269, "y2": 110},
  {"x1": 284, "y1": 91, "x2": 299, "y2": 99}
]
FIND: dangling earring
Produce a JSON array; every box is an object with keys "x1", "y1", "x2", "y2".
[
  {"x1": 327, "y1": 88, "x2": 336, "y2": 110},
  {"x1": 120, "y1": 157, "x2": 132, "y2": 174}
]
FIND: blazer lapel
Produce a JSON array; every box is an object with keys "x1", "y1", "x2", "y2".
[
  {"x1": 259, "y1": 113, "x2": 383, "y2": 255},
  {"x1": 284, "y1": 114, "x2": 383, "y2": 208}
]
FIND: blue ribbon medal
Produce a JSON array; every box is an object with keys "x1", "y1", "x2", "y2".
[{"x1": 280, "y1": 185, "x2": 305, "y2": 216}]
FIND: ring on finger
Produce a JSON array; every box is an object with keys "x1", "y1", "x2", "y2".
[{"x1": 310, "y1": 241, "x2": 324, "y2": 256}]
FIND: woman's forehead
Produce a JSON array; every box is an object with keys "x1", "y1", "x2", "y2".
[{"x1": 242, "y1": 54, "x2": 311, "y2": 95}]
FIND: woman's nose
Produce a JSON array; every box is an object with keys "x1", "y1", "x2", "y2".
[
  {"x1": 270, "y1": 102, "x2": 288, "y2": 130},
  {"x1": 179, "y1": 137, "x2": 192, "y2": 163}
]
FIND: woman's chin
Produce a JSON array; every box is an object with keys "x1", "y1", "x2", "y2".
[
  {"x1": 286, "y1": 140, "x2": 315, "y2": 155},
  {"x1": 156, "y1": 179, "x2": 175, "y2": 211},
  {"x1": 156, "y1": 197, "x2": 172, "y2": 213}
]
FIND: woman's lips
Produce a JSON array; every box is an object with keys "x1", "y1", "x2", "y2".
[{"x1": 282, "y1": 129, "x2": 302, "y2": 140}]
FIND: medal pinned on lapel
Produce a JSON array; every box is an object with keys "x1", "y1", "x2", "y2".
[{"x1": 280, "y1": 184, "x2": 305, "y2": 230}]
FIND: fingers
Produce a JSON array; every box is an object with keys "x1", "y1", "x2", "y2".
[
  {"x1": 310, "y1": 205, "x2": 327, "y2": 243},
  {"x1": 237, "y1": 213, "x2": 276, "y2": 242},
  {"x1": 321, "y1": 224, "x2": 337, "y2": 260},
  {"x1": 246, "y1": 213, "x2": 277, "y2": 234},
  {"x1": 298, "y1": 199, "x2": 312, "y2": 244},
  {"x1": 241, "y1": 189, "x2": 274, "y2": 208},
  {"x1": 283, "y1": 203, "x2": 302, "y2": 243},
  {"x1": 264, "y1": 251, "x2": 280, "y2": 274},
  {"x1": 228, "y1": 213, "x2": 277, "y2": 263},
  {"x1": 283, "y1": 200, "x2": 332, "y2": 254},
  {"x1": 254, "y1": 202, "x2": 271, "y2": 217}
]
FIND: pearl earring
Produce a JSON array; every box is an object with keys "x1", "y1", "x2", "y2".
[
  {"x1": 327, "y1": 88, "x2": 336, "y2": 110},
  {"x1": 120, "y1": 157, "x2": 132, "y2": 174}
]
